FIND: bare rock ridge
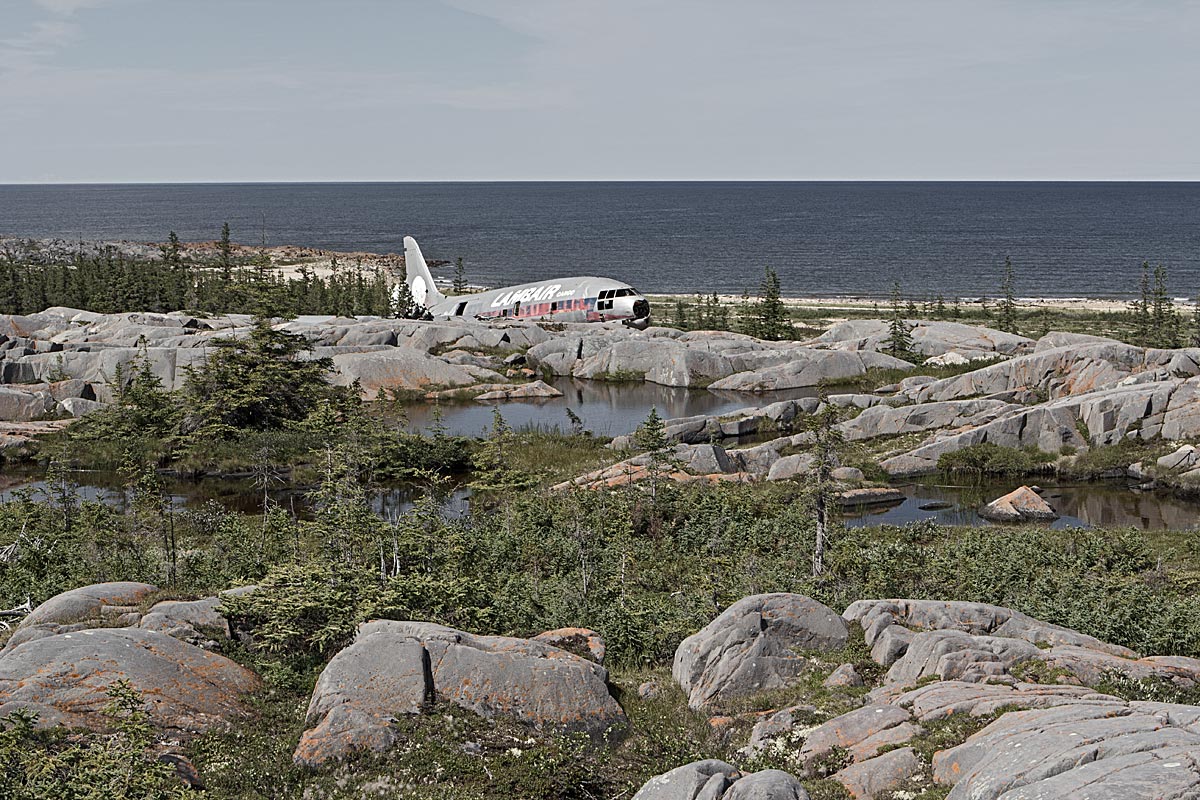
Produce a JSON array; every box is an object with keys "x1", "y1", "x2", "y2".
[
  {"x1": 11, "y1": 311, "x2": 1200, "y2": 492},
  {"x1": 0, "y1": 308, "x2": 921, "y2": 410},
  {"x1": 679, "y1": 594, "x2": 1200, "y2": 800}
]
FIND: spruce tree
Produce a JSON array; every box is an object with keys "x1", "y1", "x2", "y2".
[
  {"x1": 163, "y1": 231, "x2": 182, "y2": 266},
  {"x1": 1130, "y1": 261, "x2": 1152, "y2": 345},
  {"x1": 1150, "y1": 264, "x2": 1177, "y2": 348},
  {"x1": 736, "y1": 290, "x2": 754, "y2": 337},
  {"x1": 998, "y1": 256, "x2": 1018, "y2": 334},
  {"x1": 884, "y1": 281, "x2": 917, "y2": 361},
  {"x1": 470, "y1": 409, "x2": 534, "y2": 495},
  {"x1": 1191, "y1": 292, "x2": 1200, "y2": 348},
  {"x1": 709, "y1": 291, "x2": 729, "y2": 330},
  {"x1": 673, "y1": 299, "x2": 689, "y2": 330},
  {"x1": 807, "y1": 393, "x2": 844, "y2": 577},
  {"x1": 219, "y1": 222, "x2": 233, "y2": 273},
  {"x1": 634, "y1": 407, "x2": 674, "y2": 501},
  {"x1": 394, "y1": 280, "x2": 416, "y2": 318},
  {"x1": 749, "y1": 267, "x2": 788, "y2": 341},
  {"x1": 452, "y1": 258, "x2": 468, "y2": 294}
]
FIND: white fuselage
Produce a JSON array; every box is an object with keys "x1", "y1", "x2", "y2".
[{"x1": 427, "y1": 276, "x2": 650, "y2": 325}]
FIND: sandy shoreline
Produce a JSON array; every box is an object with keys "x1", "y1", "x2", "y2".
[{"x1": 645, "y1": 293, "x2": 1158, "y2": 314}]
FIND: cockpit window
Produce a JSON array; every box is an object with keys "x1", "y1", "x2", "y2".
[{"x1": 615, "y1": 288, "x2": 634, "y2": 297}]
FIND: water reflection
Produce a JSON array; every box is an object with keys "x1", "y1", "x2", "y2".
[
  {"x1": 843, "y1": 480, "x2": 1200, "y2": 531},
  {"x1": 400, "y1": 377, "x2": 820, "y2": 437},
  {"x1": 0, "y1": 475, "x2": 470, "y2": 520}
]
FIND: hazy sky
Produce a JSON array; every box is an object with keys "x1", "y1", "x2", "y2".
[{"x1": 2, "y1": 0, "x2": 1198, "y2": 182}]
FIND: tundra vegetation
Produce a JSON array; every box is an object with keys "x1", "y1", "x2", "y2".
[
  {"x1": 4, "y1": 239, "x2": 1200, "y2": 797},
  {"x1": 3, "y1": 338, "x2": 1200, "y2": 797}
]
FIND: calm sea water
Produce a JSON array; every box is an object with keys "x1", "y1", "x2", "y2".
[{"x1": 2, "y1": 182, "x2": 1198, "y2": 298}]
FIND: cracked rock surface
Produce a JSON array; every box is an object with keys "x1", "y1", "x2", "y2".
[{"x1": 294, "y1": 620, "x2": 627, "y2": 766}]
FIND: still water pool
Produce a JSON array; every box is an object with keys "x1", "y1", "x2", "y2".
[
  {"x1": 401, "y1": 377, "x2": 820, "y2": 437},
  {"x1": 843, "y1": 479, "x2": 1200, "y2": 531}
]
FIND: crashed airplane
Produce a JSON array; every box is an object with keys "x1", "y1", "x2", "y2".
[{"x1": 401, "y1": 236, "x2": 651, "y2": 328}]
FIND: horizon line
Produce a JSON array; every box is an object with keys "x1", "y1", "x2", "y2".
[{"x1": 3, "y1": 178, "x2": 1200, "y2": 187}]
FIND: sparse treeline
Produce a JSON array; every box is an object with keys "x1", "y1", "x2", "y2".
[
  {"x1": 671, "y1": 257, "x2": 1199, "y2": 349},
  {"x1": 670, "y1": 266, "x2": 793, "y2": 340},
  {"x1": 0, "y1": 229, "x2": 398, "y2": 318}
]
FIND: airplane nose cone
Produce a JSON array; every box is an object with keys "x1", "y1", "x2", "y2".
[{"x1": 633, "y1": 298, "x2": 650, "y2": 319}]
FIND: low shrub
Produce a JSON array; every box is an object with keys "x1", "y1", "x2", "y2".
[{"x1": 937, "y1": 443, "x2": 1054, "y2": 475}]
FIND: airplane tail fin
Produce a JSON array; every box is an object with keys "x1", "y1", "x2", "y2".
[{"x1": 403, "y1": 236, "x2": 446, "y2": 309}]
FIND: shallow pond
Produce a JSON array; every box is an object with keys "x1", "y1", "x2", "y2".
[
  {"x1": 0, "y1": 473, "x2": 471, "y2": 520},
  {"x1": 6, "y1": 468, "x2": 1200, "y2": 532},
  {"x1": 843, "y1": 479, "x2": 1200, "y2": 531},
  {"x1": 400, "y1": 377, "x2": 820, "y2": 437}
]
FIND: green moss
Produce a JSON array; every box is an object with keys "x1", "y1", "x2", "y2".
[
  {"x1": 904, "y1": 706, "x2": 1017, "y2": 764},
  {"x1": 1060, "y1": 438, "x2": 1174, "y2": 480}
]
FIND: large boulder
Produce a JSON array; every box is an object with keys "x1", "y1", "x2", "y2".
[
  {"x1": 978, "y1": 486, "x2": 1059, "y2": 522},
  {"x1": 137, "y1": 586, "x2": 256, "y2": 645},
  {"x1": 0, "y1": 386, "x2": 54, "y2": 421},
  {"x1": 765, "y1": 453, "x2": 814, "y2": 482},
  {"x1": 21, "y1": 581, "x2": 159, "y2": 629},
  {"x1": 673, "y1": 594, "x2": 849, "y2": 709},
  {"x1": 329, "y1": 350, "x2": 503, "y2": 397},
  {"x1": 294, "y1": 620, "x2": 626, "y2": 766},
  {"x1": 0, "y1": 628, "x2": 260, "y2": 733},
  {"x1": 632, "y1": 759, "x2": 741, "y2": 800},
  {"x1": 1157, "y1": 444, "x2": 1200, "y2": 472},
  {"x1": 573, "y1": 340, "x2": 734, "y2": 387},
  {"x1": 531, "y1": 627, "x2": 606, "y2": 664},
  {"x1": 901, "y1": 342, "x2": 1163, "y2": 404}
]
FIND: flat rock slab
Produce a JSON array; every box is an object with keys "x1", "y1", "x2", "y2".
[
  {"x1": 874, "y1": 680, "x2": 1119, "y2": 722},
  {"x1": 933, "y1": 701, "x2": 1200, "y2": 799},
  {"x1": 632, "y1": 761, "x2": 809, "y2": 800},
  {"x1": 797, "y1": 705, "x2": 913, "y2": 764},
  {"x1": 0, "y1": 628, "x2": 260, "y2": 734},
  {"x1": 295, "y1": 620, "x2": 626, "y2": 767},
  {"x1": 814, "y1": 319, "x2": 1032, "y2": 358},
  {"x1": 833, "y1": 747, "x2": 921, "y2": 799},
  {"x1": 673, "y1": 593, "x2": 849, "y2": 709}
]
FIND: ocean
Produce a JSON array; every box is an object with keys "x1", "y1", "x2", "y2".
[{"x1": 1, "y1": 181, "x2": 1197, "y2": 299}]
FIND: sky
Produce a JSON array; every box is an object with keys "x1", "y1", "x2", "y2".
[{"x1": 1, "y1": 0, "x2": 1198, "y2": 182}]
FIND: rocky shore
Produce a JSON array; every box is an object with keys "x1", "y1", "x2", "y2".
[{"x1": 6, "y1": 309, "x2": 1200, "y2": 496}]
